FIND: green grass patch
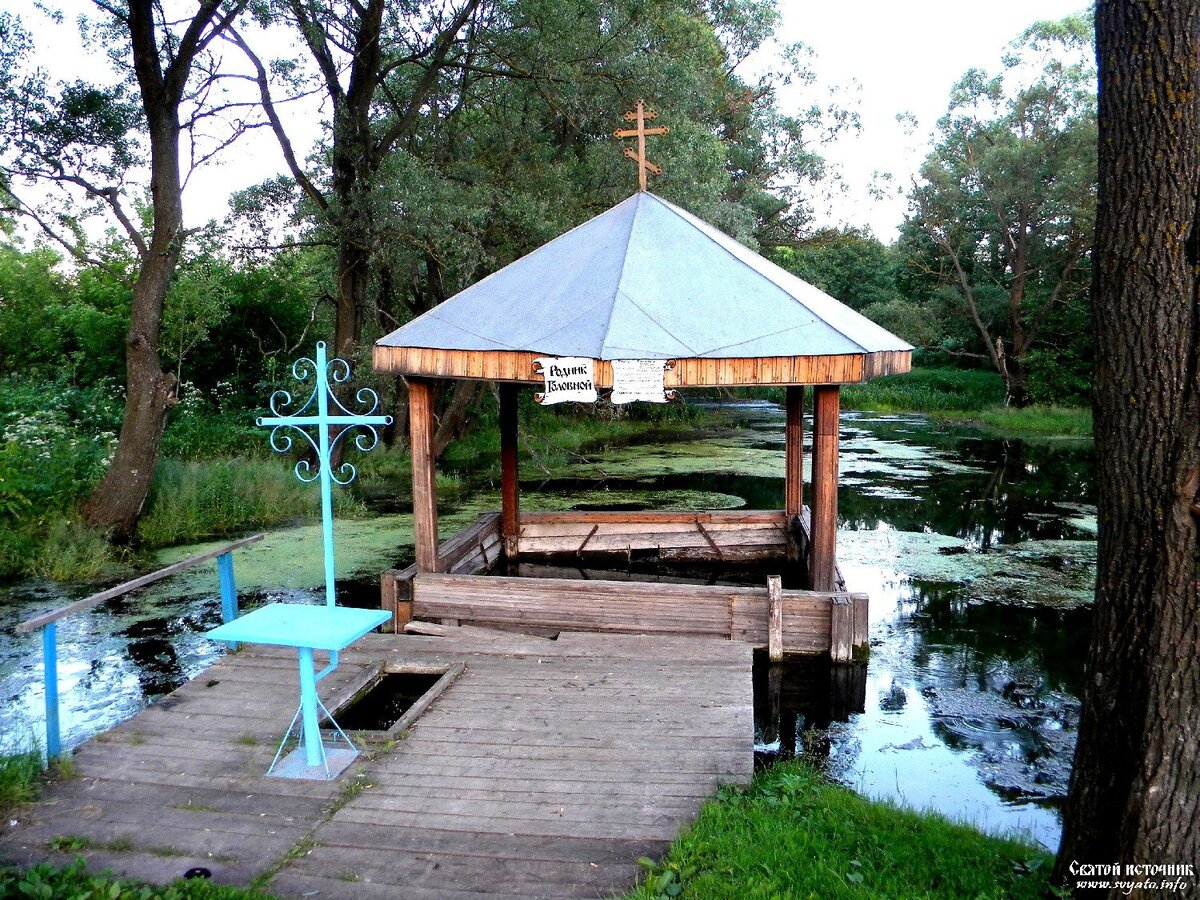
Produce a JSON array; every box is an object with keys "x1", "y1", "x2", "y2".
[
  {"x1": 0, "y1": 859, "x2": 272, "y2": 898},
  {"x1": 838, "y1": 366, "x2": 1091, "y2": 439},
  {"x1": 841, "y1": 366, "x2": 1005, "y2": 413},
  {"x1": 954, "y1": 405, "x2": 1093, "y2": 438},
  {"x1": 627, "y1": 761, "x2": 1054, "y2": 900},
  {"x1": 0, "y1": 751, "x2": 43, "y2": 814},
  {"x1": 137, "y1": 458, "x2": 366, "y2": 549}
]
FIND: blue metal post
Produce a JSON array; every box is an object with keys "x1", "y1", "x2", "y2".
[
  {"x1": 217, "y1": 551, "x2": 238, "y2": 649},
  {"x1": 315, "y1": 343, "x2": 337, "y2": 608},
  {"x1": 296, "y1": 646, "x2": 323, "y2": 769},
  {"x1": 43, "y1": 623, "x2": 60, "y2": 759}
]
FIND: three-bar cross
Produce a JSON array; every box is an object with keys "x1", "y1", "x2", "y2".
[{"x1": 615, "y1": 99, "x2": 668, "y2": 191}]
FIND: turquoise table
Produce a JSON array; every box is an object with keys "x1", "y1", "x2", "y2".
[{"x1": 208, "y1": 603, "x2": 391, "y2": 780}]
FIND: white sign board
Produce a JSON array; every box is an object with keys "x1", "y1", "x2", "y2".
[
  {"x1": 610, "y1": 359, "x2": 673, "y2": 404},
  {"x1": 533, "y1": 357, "x2": 597, "y2": 405}
]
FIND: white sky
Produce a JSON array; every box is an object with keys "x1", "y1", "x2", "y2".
[
  {"x1": 14, "y1": 0, "x2": 1091, "y2": 246},
  {"x1": 777, "y1": 0, "x2": 1091, "y2": 239}
]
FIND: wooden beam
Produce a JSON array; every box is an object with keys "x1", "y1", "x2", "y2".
[
  {"x1": 15, "y1": 533, "x2": 264, "y2": 634},
  {"x1": 373, "y1": 345, "x2": 913, "y2": 386},
  {"x1": 500, "y1": 382, "x2": 520, "y2": 560},
  {"x1": 785, "y1": 386, "x2": 804, "y2": 561},
  {"x1": 810, "y1": 385, "x2": 840, "y2": 592},
  {"x1": 409, "y1": 377, "x2": 440, "y2": 573},
  {"x1": 767, "y1": 575, "x2": 783, "y2": 662},
  {"x1": 785, "y1": 386, "x2": 805, "y2": 518},
  {"x1": 830, "y1": 594, "x2": 853, "y2": 663}
]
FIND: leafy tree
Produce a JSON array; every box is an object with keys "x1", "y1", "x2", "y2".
[
  {"x1": 1053, "y1": 0, "x2": 1200, "y2": 883},
  {"x1": 771, "y1": 229, "x2": 899, "y2": 313},
  {"x1": 905, "y1": 14, "x2": 1096, "y2": 407},
  {"x1": 0, "y1": 1, "x2": 250, "y2": 537}
]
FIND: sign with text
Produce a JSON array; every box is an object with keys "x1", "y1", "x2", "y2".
[
  {"x1": 533, "y1": 357, "x2": 597, "y2": 404},
  {"x1": 610, "y1": 358, "x2": 674, "y2": 404}
]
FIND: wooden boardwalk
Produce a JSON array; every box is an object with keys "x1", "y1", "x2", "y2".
[{"x1": 0, "y1": 629, "x2": 753, "y2": 898}]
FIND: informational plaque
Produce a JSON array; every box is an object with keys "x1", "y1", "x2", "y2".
[
  {"x1": 533, "y1": 357, "x2": 597, "y2": 405},
  {"x1": 610, "y1": 358, "x2": 674, "y2": 404}
]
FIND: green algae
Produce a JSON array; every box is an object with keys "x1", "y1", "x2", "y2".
[{"x1": 840, "y1": 529, "x2": 1096, "y2": 608}]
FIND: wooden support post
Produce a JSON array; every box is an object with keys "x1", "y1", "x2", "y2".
[
  {"x1": 500, "y1": 382, "x2": 520, "y2": 561},
  {"x1": 851, "y1": 591, "x2": 869, "y2": 655},
  {"x1": 768, "y1": 575, "x2": 783, "y2": 661},
  {"x1": 785, "y1": 386, "x2": 804, "y2": 561},
  {"x1": 830, "y1": 594, "x2": 852, "y2": 663},
  {"x1": 409, "y1": 378, "x2": 440, "y2": 573},
  {"x1": 810, "y1": 385, "x2": 840, "y2": 592},
  {"x1": 380, "y1": 569, "x2": 413, "y2": 634}
]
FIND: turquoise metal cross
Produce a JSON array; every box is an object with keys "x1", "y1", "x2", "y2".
[{"x1": 258, "y1": 342, "x2": 392, "y2": 607}]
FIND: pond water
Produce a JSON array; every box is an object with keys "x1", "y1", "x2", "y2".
[{"x1": 0, "y1": 402, "x2": 1094, "y2": 851}]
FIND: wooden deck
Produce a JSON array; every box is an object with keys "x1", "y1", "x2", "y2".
[{"x1": 0, "y1": 629, "x2": 753, "y2": 898}]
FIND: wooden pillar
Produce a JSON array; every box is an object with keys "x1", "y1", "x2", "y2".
[
  {"x1": 810, "y1": 385, "x2": 840, "y2": 592},
  {"x1": 409, "y1": 378, "x2": 439, "y2": 573},
  {"x1": 784, "y1": 386, "x2": 805, "y2": 561},
  {"x1": 500, "y1": 383, "x2": 520, "y2": 560}
]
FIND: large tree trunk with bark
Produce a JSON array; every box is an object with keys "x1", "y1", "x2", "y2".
[
  {"x1": 1054, "y1": 1, "x2": 1200, "y2": 892},
  {"x1": 82, "y1": 0, "x2": 242, "y2": 538}
]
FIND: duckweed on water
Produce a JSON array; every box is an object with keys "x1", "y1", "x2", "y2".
[{"x1": 840, "y1": 529, "x2": 1097, "y2": 608}]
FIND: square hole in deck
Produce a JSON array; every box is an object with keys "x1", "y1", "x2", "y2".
[{"x1": 329, "y1": 664, "x2": 461, "y2": 741}]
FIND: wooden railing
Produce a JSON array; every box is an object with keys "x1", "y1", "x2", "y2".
[{"x1": 14, "y1": 533, "x2": 264, "y2": 760}]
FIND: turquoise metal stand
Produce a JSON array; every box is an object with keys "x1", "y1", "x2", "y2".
[{"x1": 205, "y1": 343, "x2": 392, "y2": 780}]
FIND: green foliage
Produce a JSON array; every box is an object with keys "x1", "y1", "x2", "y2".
[
  {"x1": 903, "y1": 13, "x2": 1096, "y2": 406},
  {"x1": 841, "y1": 366, "x2": 1005, "y2": 412},
  {"x1": 0, "y1": 751, "x2": 42, "y2": 813},
  {"x1": 136, "y1": 458, "x2": 363, "y2": 549},
  {"x1": 771, "y1": 230, "x2": 899, "y2": 312},
  {"x1": 625, "y1": 761, "x2": 1053, "y2": 899},
  {"x1": 0, "y1": 859, "x2": 273, "y2": 899},
  {"x1": 0, "y1": 377, "x2": 121, "y2": 579}
]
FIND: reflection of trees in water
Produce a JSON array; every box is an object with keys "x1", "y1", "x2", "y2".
[
  {"x1": 120, "y1": 616, "x2": 190, "y2": 698},
  {"x1": 892, "y1": 581, "x2": 1087, "y2": 800},
  {"x1": 839, "y1": 436, "x2": 1095, "y2": 547},
  {"x1": 754, "y1": 653, "x2": 866, "y2": 767}
]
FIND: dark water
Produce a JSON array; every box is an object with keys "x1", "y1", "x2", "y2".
[{"x1": 0, "y1": 403, "x2": 1093, "y2": 850}]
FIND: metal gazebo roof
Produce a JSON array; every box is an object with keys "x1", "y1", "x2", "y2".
[{"x1": 375, "y1": 191, "x2": 912, "y2": 387}]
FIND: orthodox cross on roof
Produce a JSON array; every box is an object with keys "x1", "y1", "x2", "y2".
[
  {"x1": 258, "y1": 342, "x2": 392, "y2": 607},
  {"x1": 615, "y1": 99, "x2": 668, "y2": 191}
]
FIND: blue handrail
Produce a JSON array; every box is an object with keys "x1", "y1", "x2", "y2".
[{"x1": 13, "y1": 533, "x2": 264, "y2": 761}]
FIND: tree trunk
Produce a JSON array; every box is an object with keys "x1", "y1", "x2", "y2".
[
  {"x1": 1053, "y1": 1, "x2": 1200, "y2": 892},
  {"x1": 82, "y1": 0, "x2": 198, "y2": 538}
]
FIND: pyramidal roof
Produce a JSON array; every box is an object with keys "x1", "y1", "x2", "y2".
[{"x1": 377, "y1": 192, "x2": 912, "y2": 361}]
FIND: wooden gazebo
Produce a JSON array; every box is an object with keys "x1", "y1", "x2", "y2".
[{"x1": 374, "y1": 191, "x2": 911, "y2": 659}]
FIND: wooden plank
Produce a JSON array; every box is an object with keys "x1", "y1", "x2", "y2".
[
  {"x1": 521, "y1": 510, "x2": 786, "y2": 526},
  {"x1": 810, "y1": 385, "x2": 840, "y2": 592},
  {"x1": 851, "y1": 591, "x2": 869, "y2": 649},
  {"x1": 15, "y1": 534, "x2": 265, "y2": 634},
  {"x1": 500, "y1": 383, "x2": 520, "y2": 559},
  {"x1": 785, "y1": 386, "x2": 804, "y2": 519},
  {"x1": 767, "y1": 576, "x2": 783, "y2": 662},
  {"x1": 373, "y1": 346, "x2": 913, "y2": 386},
  {"x1": 409, "y1": 377, "x2": 439, "y2": 572},
  {"x1": 830, "y1": 594, "x2": 853, "y2": 663}
]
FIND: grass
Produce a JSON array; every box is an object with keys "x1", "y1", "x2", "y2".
[
  {"x1": 137, "y1": 457, "x2": 366, "y2": 549},
  {"x1": 0, "y1": 750, "x2": 74, "y2": 820},
  {"x1": 839, "y1": 366, "x2": 1092, "y2": 439},
  {"x1": 0, "y1": 751, "x2": 43, "y2": 814},
  {"x1": 0, "y1": 859, "x2": 272, "y2": 898},
  {"x1": 626, "y1": 761, "x2": 1055, "y2": 900},
  {"x1": 841, "y1": 366, "x2": 1005, "y2": 412}
]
